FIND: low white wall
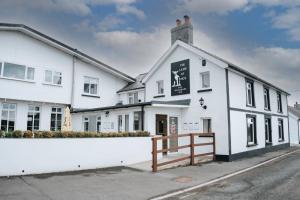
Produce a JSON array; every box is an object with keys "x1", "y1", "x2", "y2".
[{"x1": 0, "y1": 137, "x2": 152, "y2": 176}]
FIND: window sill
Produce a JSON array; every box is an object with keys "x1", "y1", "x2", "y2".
[
  {"x1": 264, "y1": 108, "x2": 271, "y2": 112},
  {"x1": 277, "y1": 111, "x2": 283, "y2": 114},
  {"x1": 153, "y1": 94, "x2": 165, "y2": 98},
  {"x1": 247, "y1": 143, "x2": 258, "y2": 147},
  {"x1": 0, "y1": 76, "x2": 35, "y2": 83},
  {"x1": 278, "y1": 139, "x2": 285, "y2": 143},
  {"x1": 82, "y1": 94, "x2": 100, "y2": 98},
  {"x1": 246, "y1": 105, "x2": 256, "y2": 108},
  {"x1": 42, "y1": 82, "x2": 63, "y2": 87},
  {"x1": 197, "y1": 88, "x2": 212, "y2": 93}
]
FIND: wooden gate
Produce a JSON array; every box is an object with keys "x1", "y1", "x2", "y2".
[{"x1": 151, "y1": 133, "x2": 215, "y2": 172}]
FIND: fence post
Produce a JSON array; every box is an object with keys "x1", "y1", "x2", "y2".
[
  {"x1": 212, "y1": 133, "x2": 216, "y2": 161},
  {"x1": 190, "y1": 133, "x2": 195, "y2": 165},
  {"x1": 152, "y1": 137, "x2": 158, "y2": 172}
]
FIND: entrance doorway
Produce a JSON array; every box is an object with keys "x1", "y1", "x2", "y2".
[{"x1": 156, "y1": 114, "x2": 168, "y2": 155}]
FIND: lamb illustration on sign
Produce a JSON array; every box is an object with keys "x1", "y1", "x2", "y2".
[{"x1": 172, "y1": 70, "x2": 181, "y2": 87}]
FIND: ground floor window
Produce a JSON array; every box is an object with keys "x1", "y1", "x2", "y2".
[
  {"x1": 265, "y1": 117, "x2": 272, "y2": 144},
  {"x1": 83, "y1": 117, "x2": 89, "y2": 132},
  {"x1": 247, "y1": 115, "x2": 257, "y2": 146},
  {"x1": 278, "y1": 119, "x2": 284, "y2": 141},
  {"x1": 27, "y1": 105, "x2": 40, "y2": 131},
  {"x1": 203, "y1": 118, "x2": 211, "y2": 133},
  {"x1": 125, "y1": 114, "x2": 129, "y2": 132},
  {"x1": 50, "y1": 107, "x2": 62, "y2": 131},
  {"x1": 134, "y1": 111, "x2": 142, "y2": 131},
  {"x1": 96, "y1": 116, "x2": 101, "y2": 132},
  {"x1": 118, "y1": 115, "x2": 122, "y2": 132},
  {"x1": 1, "y1": 103, "x2": 16, "y2": 132}
]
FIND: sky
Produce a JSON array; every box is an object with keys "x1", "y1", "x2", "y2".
[{"x1": 0, "y1": 0, "x2": 300, "y2": 105}]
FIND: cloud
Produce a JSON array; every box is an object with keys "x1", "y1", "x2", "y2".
[{"x1": 116, "y1": 4, "x2": 146, "y2": 20}]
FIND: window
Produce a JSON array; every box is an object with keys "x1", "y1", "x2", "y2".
[
  {"x1": 278, "y1": 119, "x2": 284, "y2": 141},
  {"x1": 44, "y1": 70, "x2": 62, "y2": 85},
  {"x1": 1, "y1": 103, "x2": 16, "y2": 132},
  {"x1": 156, "y1": 80, "x2": 164, "y2": 94},
  {"x1": 2, "y1": 62, "x2": 35, "y2": 81},
  {"x1": 50, "y1": 107, "x2": 62, "y2": 131},
  {"x1": 264, "y1": 87, "x2": 270, "y2": 110},
  {"x1": 27, "y1": 105, "x2": 40, "y2": 131},
  {"x1": 118, "y1": 115, "x2": 123, "y2": 132},
  {"x1": 200, "y1": 72, "x2": 210, "y2": 88},
  {"x1": 96, "y1": 116, "x2": 101, "y2": 132},
  {"x1": 246, "y1": 79, "x2": 255, "y2": 107},
  {"x1": 125, "y1": 114, "x2": 129, "y2": 132},
  {"x1": 277, "y1": 92, "x2": 282, "y2": 113},
  {"x1": 203, "y1": 118, "x2": 211, "y2": 133},
  {"x1": 83, "y1": 117, "x2": 89, "y2": 132},
  {"x1": 134, "y1": 111, "x2": 142, "y2": 131},
  {"x1": 265, "y1": 117, "x2": 272, "y2": 144},
  {"x1": 0, "y1": 62, "x2": 2, "y2": 76},
  {"x1": 247, "y1": 115, "x2": 257, "y2": 146},
  {"x1": 128, "y1": 92, "x2": 138, "y2": 104},
  {"x1": 84, "y1": 76, "x2": 98, "y2": 95}
]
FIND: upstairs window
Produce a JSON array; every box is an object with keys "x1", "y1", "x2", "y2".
[
  {"x1": 277, "y1": 92, "x2": 282, "y2": 113},
  {"x1": 2, "y1": 62, "x2": 35, "y2": 81},
  {"x1": 83, "y1": 76, "x2": 99, "y2": 95},
  {"x1": 200, "y1": 72, "x2": 210, "y2": 88},
  {"x1": 128, "y1": 92, "x2": 138, "y2": 104},
  {"x1": 45, "y1": 70, "x2": 62, "y2": 85},
  {"x1": 246, "y1": 79, "x2": 255, "y2": 107},
  {"x1": 264, "y1": 87, "x2": 270, "y2": 110},
  {"x1": 156, "y1": 80, "x2": 164, "y2": 95}
]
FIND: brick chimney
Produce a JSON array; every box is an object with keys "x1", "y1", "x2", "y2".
[{"x1": 171, "y1": 15, "x2": 193, "y2": 45}]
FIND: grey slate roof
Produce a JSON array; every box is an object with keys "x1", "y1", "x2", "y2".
[
  {"x1": 117, "y1": 73, "x2": 147, "y2": 93},
  {"x1": 0, "y1": 23, "x2": 135, "y2": 82},
  {"x1": 288, "y1": 106, "x2": 300, "y2": 118},
  {"x1": 191, "y1": 45, "x2": 290, "y2": 95},
  {"x1": 71, "y1": 99, "x2": 191, "y2": 113}
]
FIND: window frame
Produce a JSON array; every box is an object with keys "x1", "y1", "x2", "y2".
[
  {"x1": 263, "y1": 87, "x2": 271, "y2": 111},
  {"x1": 1, "y1": 103, "x2": 17, "y2": 132},
  {"x1": 128, "y1": 92, "x2": 138, "y2": 104},
  {"x1": 118, "y1": 115, "x2": 123, "y2": 132},
  {"x1": 200, "y1": 71, "x2": 210, "y2": 89},
  {"x1": 202, "y1": 118, "x2": 212, "y2": 133},
  {"x1": 96, "y1": 116, "x2": 101, "y2": 133},
  {"x1": 44, "y1": 70, "x2": 63, "y2": 86},
  {"x1": 27, "y1": 105, "x2": 41, "y2": 131},
  {"x1": 83, "y1": 116, "x2": 89, "y2": 132},
  {"x1": 277, "y1": 92, "x2": 283, "y2": 113},
  {"x1": 246, "y1": 114, "x2": 257, "y2": 146},
  {"x1": 50, "y1": 107, "x2": 62, "y2": 131},
  {"x1": 245, "y1": 79, "x2": 255, "y2": 107},
  {"x1": 1, "y1": 62, "x2": 35, "y2": 82},
  {"x1": 133, "y1": 111, "x2": 142, "y2": 131},
  {"x1": 156, "y1": 80, "x2": 164, "y2": 95},
  {"x1": 83, "y1": 76, "x2": 99, "y2": 96},
  {"x1": 265, "y1": 116, "x2": 272, "y2": 145},
  {"x1": 278, "y1": 118, "x2": 284, "y2": 142}
]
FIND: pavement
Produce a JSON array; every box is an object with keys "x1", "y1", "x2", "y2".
[{"x1": 0, "y1": 147, "x2": 299, "y2": 200}]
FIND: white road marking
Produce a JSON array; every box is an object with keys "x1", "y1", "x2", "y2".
[{"x1": 151, "y1": 149, "x2": 300, "y2": 200}]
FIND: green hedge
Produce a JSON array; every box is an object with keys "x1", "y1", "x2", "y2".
[{"x1": 0, "y1": 130, "x2": 150, "y2": 138}]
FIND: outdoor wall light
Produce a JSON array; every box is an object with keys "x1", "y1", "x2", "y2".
[
  {"x1": 105, "y1": 111, "x2": 110, "y2": 117},
  {"x1": 199, "y1": 97, "x2": 207, "y2": 109}
]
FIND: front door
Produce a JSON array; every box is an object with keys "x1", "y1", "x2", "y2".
[{"x1": 156, "y1": 114, "x2": 168, "y2": 155}]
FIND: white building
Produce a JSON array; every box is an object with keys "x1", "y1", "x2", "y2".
[
  {"x1": 288, "y1": 104, "x2": 300, "y2": 145},
  {"x1": 0, "y1": 19, "x2": 291, "y2": 161}
]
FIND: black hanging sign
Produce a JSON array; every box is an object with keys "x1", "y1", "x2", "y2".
[{"x1": 171, "y1": 59, "x2": 190, "y2": 96}]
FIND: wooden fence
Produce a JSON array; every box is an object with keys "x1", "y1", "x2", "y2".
[{"x1": 151, "y1": 133, "x2": 215, "y2": 172}]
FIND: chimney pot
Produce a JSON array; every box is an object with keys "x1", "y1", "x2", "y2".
[
  {"x1": 176, "y1": 19, "x2": 182, "y2": 27},
  {"x1": 184, "y1": 15, "x2": 190, "y2": 24},
  {"x1": 171, "y1": 15, "x2": 193, "y2": 45}
]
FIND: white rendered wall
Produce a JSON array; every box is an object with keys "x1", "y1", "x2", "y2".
[
  {"x1": 0, "y1": 137, "x2": 152, "y2": 176},
  {"x1": 144, "y1": 46, "x2": 229, "y2": 155},
  {"x1": 289, "y1": 112, "x2": 299, "y2": 145}
]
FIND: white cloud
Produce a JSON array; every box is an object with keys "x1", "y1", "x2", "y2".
[
  {"x1": 98, "y1": 16, "x2": 125, "y2": 31},
  {"x1": 116, "y1": 4, "x2": 145, "y2": 20}
]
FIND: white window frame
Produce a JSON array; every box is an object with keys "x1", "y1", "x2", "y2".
[
  {"x1": 278, "y1": 119, "x2": 284, "y2": 141},
  {"x1": 200, "y1": 71, "x2": 210, "y2": 89},
  {"x1": 247, "y1": 115, "x2": 257, "y2": 146},
  {"x1": 0, "y1": 61, "x2": 35, "y2": 81},
  {"x1": 118, "y1": 115, "x2": 123, "y2": 132},
  {"x1": 277, "y1": 92, "x2": 282, "y2": 113},
  {"x1": 265, "y1": 117, "x2": 272, "y2": 144},
  {"x1": 133, "y1": 111, "x2": 142, "y2": 131},
  {"x1": 1, "y1": 103, "x2": 17, "y2": 132},
  {"x1": 44, "y1": 70, "x2": 62, "y2": 85},
  {"x1": 128, "y1": 92, "x2": 138, "y2": 104},
  {"x1": 156, "y1": 80, "x2": 164, "y2": 95},
  {"x1": 264, "y1": 87, "x2": 270, "y2": 110},
  {"x1": 202, "y1": 118, "x2": 212, "y2": 133},
  {"x1": 96, "y1": 116, "x2": 101, "y2": 132},
  {"x1": 246, "y1": 80, "x2": 255, "y2": 107},
  {"x1": 27, "y1": 105, "x2": 41, "y2": 131},
  {"x1": 50, "y1": 107, "x2": 62, "y2": 131},
  {"x1": 83, "y1": 116, "x2": 89, "y2": 132},
  {"x1": 83, "y1": 76, "x2": 99, "y2": 96}
]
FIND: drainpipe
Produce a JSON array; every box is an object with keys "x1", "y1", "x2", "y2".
[
  {"x1": 70, "y1": 55, "x2": 76, "y2": 107},
  {"x1": 298, "y1": 119, "x2": 300, "y2": 144}
]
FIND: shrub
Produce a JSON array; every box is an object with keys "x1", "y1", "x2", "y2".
[
  {"x1": 0, "y1": 130, "x2": 5, "y2": 138},
  {"x1": 5, "y1": 132, "x2": 13, "y2": 138},
  {"x1": 42, "y1": 131, "x2": 53, "y2": 138},
  {"x1": 12, "y1": 130, "x2": 23, "y2": 138},
  {"x1": 34, "y1": 131, "x2": 43, "y2": 138},
  {"x1": 23, "y1": 131, "x2": 33, "y2": 138}
]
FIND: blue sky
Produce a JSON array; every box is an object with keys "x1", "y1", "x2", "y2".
[{"x1": 0, "y1": 0, "x2": 300, "y2": 104}]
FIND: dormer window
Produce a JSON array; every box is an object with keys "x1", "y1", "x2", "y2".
[
  {"x1": 156, "y1": 80, "x2": 164, "y2": 95},
  {"x1": 128, "y1": 92, "x2": 138, "y2": 104}
]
